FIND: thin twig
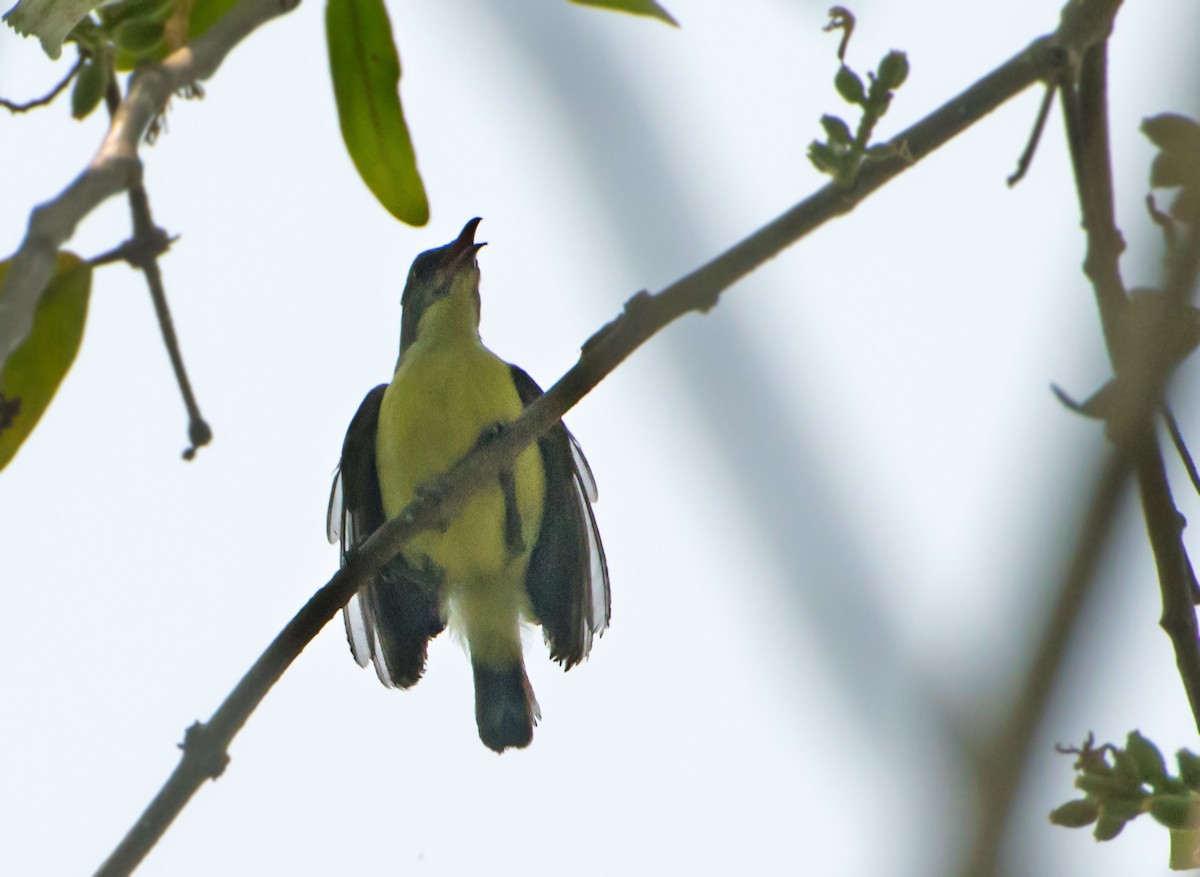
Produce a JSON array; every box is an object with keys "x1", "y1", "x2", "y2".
[
  {"x1": 92, "y1": 27, "x2": 1077, "y2": 877},
  {"x1": 1007, "y1": 81, "x2": 1058, "y2": 186},
  {"x1": 0, "y1": 56, "x2": 83, "y2": 113},
  {"x1": 1164, "y1": 406, "x2": 1200, "y2": 497},
  {"x1": 124, "y1": 184, "x2": 213, "y2": 459},
  {"x1": 1150, "y1": 221, "x2": 1200, "y2": 721},
  {"x1": 98, "y1": 77, "x2": 212, "y2": 459}
]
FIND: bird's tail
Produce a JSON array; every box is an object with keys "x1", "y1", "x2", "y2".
[{"x1": 472, "y1": 658, "x2": 540, "y2": 753}]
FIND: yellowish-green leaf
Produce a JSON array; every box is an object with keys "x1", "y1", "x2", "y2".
[
  {"x1": 0, "y1": 252, "x2": 92, "y2": 472},
  {"x1": 187, "y1": 0, "x2": 237, "y2": 40},
  {"x1": 325, "y1": 0, "x2": 428, "y2": 226},
  {"x1": 2, "y1": 0, "x2": 99, "y2": 58},
  {"x1": 568, "y1": 0, "x2": 678, "y2": 27}
]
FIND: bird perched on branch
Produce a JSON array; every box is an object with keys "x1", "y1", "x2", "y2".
[{"x1": 327, "y1": 218, "x2": 610, "y2": 752}]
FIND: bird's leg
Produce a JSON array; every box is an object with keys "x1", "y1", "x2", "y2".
[{"x1": 472, "y1": 421, "x2": 526, "y2": 555}]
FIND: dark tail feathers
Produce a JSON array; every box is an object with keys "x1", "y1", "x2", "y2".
[{"x1": 472, "y1": 660, "x2": 539, "y2": 753}]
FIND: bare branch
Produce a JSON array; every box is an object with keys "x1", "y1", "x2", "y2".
[
  {"x1": 0, "y1": 55, "x2": 82, "y2": 113},
  {"x1": 123, "y1": 183, "x2": 213, "y2": 459},
  {"x1": 1062, "y1": 30, "x2": 1200, "y2": 731},
  {"x1": 958, "y1": 5, "x2": 1200, "y2": 876}
]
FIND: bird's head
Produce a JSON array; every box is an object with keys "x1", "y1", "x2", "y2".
[{"x1": 399, "y1": 217, "x2": 488, "y2": 352}]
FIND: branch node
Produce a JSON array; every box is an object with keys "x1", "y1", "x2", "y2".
[
  {"x1": 179, "y1": 721, "x2": 230, "y2": 781},
  {"x1": 182, "y1": 417, "x2": 213, "y2": 461}
]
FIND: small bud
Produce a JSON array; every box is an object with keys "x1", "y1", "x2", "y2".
[
  {"x1": 1093, "y1": 813, "x2": 1126, "y2": 841},
  {"x1": 876, "y1": 51, "x2": 909, "y2": 90},
  {"x1": 819, "y1": 114, "x2": 853, "y2": 147},
  {"x1": 1048, "y1": 799, "x2": 1098, "y2": 828},
  {"x1": 808, "y1": 141, "x2": 838, "y2": 175},
  {"x1": 1078, "y1": 771, "x2": 1137, "y2": 799},
  {"x1": 1127, "y1": 731, "x2": 1168, "y2": 789},
  {"x1": 1102, "y1": 796, "x2": 1146, "y2": 821},
  {"x1": 834, "y1": 65, "x2": 865, "y2": 105},
  {"x1": 1112, "y1": 747, "x2": 1142, "y2": 790}
]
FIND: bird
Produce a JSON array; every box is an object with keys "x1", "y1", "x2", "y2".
[{"x1": 327, "y1": 218, "x2": 610, "y2": 752}]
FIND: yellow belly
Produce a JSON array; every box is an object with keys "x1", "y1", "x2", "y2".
[{"x1": 376, "y1": 340, "x2": 544, "y2": 664}]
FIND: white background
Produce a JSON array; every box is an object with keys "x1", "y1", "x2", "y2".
[{"x1": 2, "y1": 1, "x2": 1200, "y2": 874}]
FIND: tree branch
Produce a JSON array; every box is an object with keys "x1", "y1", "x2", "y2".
[
  {"x1": 124, "y1": 183, "x2": 213, "y2": 459},
  {"x1": 0, "y1": 0, "x2": 300, "y2": 371},
  {"x1": 89, "y1": 17, "x2": 1109, "y2": 875},
  {"x1": 958, "y1": 6, "x2": 1200, "y2": 875},
  {"x1": 0, "y1": 55, "x2": 82, "y2": 113},
  {"x1": 1061, "y1": 24, "x2": 1200, "y2": 729}
]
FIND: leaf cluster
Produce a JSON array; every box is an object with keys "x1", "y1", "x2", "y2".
[
  {"x1": 1051, "y1": 732, "x2": 1200, "y2": 870},
  {"x1": 808, "y1": 48, "x2": 909, "y2": 188}
]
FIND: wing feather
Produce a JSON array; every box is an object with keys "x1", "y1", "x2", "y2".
[
  {"x1": 329, "y1": 384, "x2": 443, "y2": 687},
  {"x1": 510, "y1": 365, "x2": 611, "y2": 668}
]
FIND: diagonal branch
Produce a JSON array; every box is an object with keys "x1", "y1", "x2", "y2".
[
  {"x1": 0, "y1": 0, "x2": 300, "y2": 372},
  {"x1": 90, "y1": 18, "x2": 1117, "y2": 875}
]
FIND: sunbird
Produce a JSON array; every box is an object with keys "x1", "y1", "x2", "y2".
[{"x1": 327, "y1": 218, "x2": 610, "y2": 752}]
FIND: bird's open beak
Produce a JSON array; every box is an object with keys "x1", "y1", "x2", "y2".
[{"x1": 447, "y1": 217, "x2": 487, "y2": 271}]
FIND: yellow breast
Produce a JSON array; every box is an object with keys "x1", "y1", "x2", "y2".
[{"x1": 375, "y1": 338, "x2": 545, "y2": 585}]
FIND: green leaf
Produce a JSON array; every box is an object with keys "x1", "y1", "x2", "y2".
[
  {"x1": 71, "y1": 53, "x2": 109, "y2": 120},
  {"x1": 0, "y1": 252, "x2": 92, "y2": 472},
  {"x1": 568, "y1": 0, "x2": 678, "y2": 27},
  {"x1": 113, "y1": 16, "x2": 164, "y2": 54},
  {"x1": 188, "y1": 0, "x2": 238, "y2": 39},
  {"x1": 325, "y1": 0, "x2": 428, "y2": 226}
]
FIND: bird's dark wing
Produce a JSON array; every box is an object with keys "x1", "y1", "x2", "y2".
[
  {"x1": 509, "y1": 365, "x2": 611, "y2": 669},
  {"x1": 329, "y1": 384, "x2": 443, "y2": 689}
]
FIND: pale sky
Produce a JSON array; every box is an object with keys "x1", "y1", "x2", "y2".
[{"x1": 2, "y1": 1, "x2": 1200, "y2": 875}]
